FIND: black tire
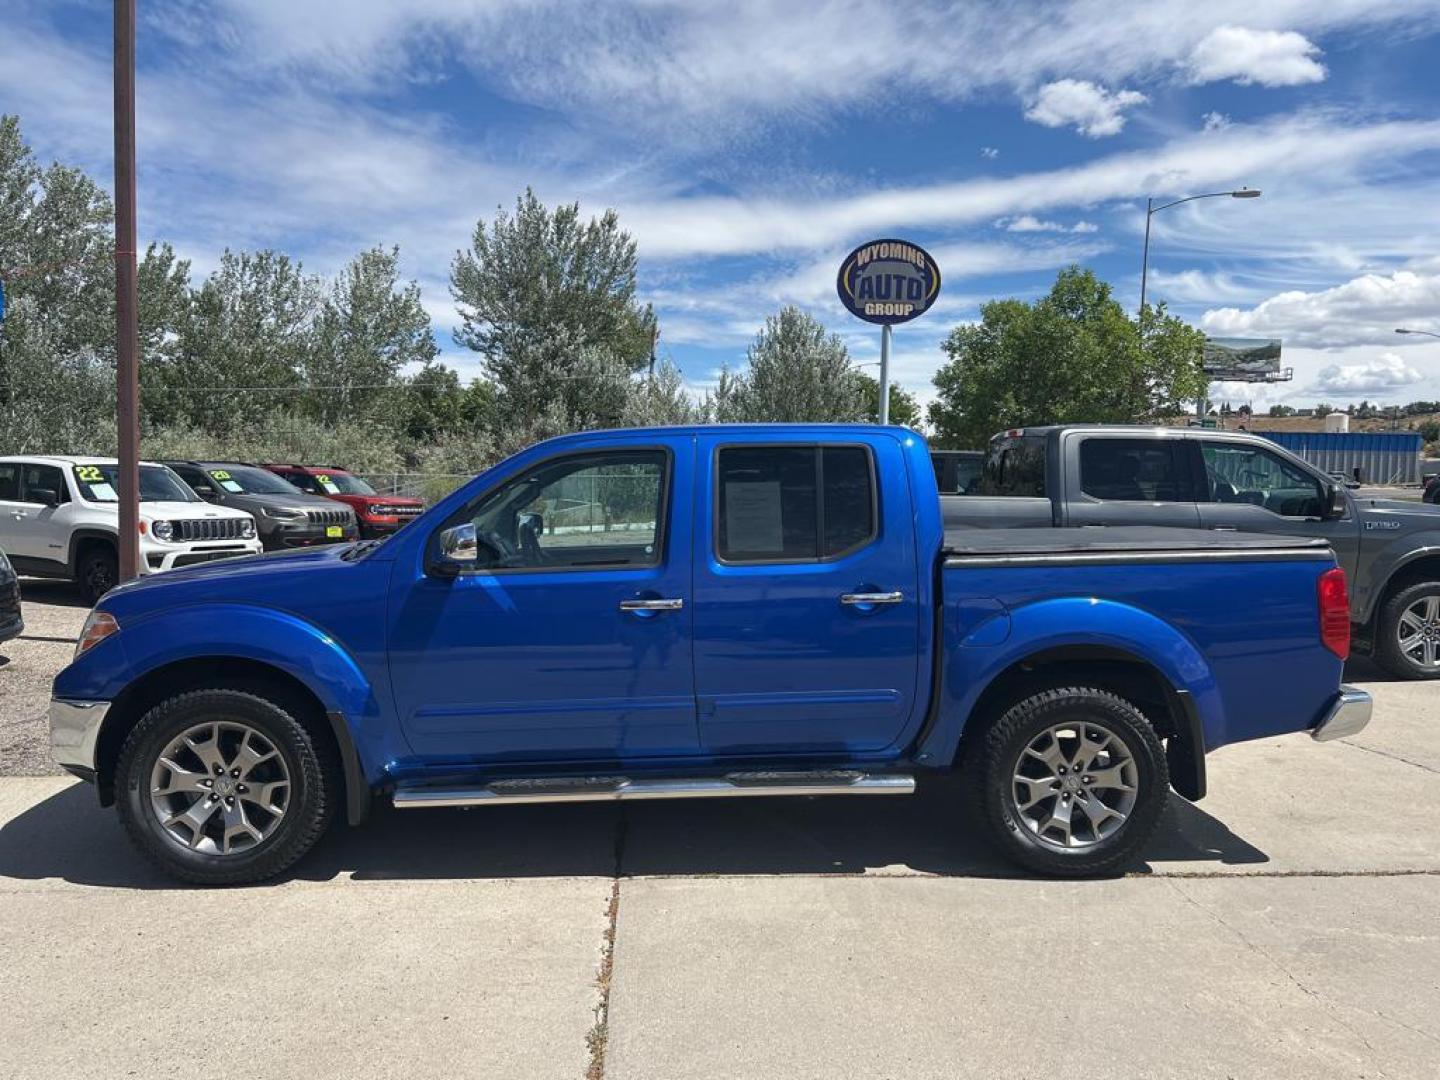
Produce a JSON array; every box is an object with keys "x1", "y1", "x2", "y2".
[
  {"x1": 964, "y1": 686, "x2": 1168, "y2": 878},
  {"x1": 1375, "y1": 580, "x2": 1440, "y2": 681},
  {"x1": 77, "y1": 545, "x2": 118, "y2": 604},
  {"x1": 115, "y1": 689, "x2": 337, "y2": 885}
]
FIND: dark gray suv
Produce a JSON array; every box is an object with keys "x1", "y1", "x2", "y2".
[{"x1": 165, "y1": 462, "x2": 358, "y2": 551}]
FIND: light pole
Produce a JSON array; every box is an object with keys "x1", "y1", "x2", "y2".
[
  {"x1": 114, "y1": 0, "x2": 141, "y2": 584},
  {"x1": 1139, "y1": 188, "x2": 1260, "y2": 314},
  {"x1": 1395, "y1": 328, "x2": 1440, "y2": 340}
]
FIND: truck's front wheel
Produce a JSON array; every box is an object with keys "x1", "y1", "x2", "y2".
[
  {"x1": 115, "y1": 689, "x2": 336, "y2": 885},
  {"x1": 968, "y1": 687, "x2": 1168, "y2": 877},
  {"x1": 1375, "y1": 581, "x2": 1440, "y2": 680}
]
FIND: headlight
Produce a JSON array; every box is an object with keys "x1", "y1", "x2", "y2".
[
  {"x1": 260, "y1": 506, "x2": 305, "y2": 520},
  {"x1": 75, "y1": 610, "x2": 120, "y2": 658},
  {"x1": 151, "y1": 519, "x2": 173, "y2": 542},
  {"x1": 239, "y1": 518, "x2": 257, "y2": 539}
]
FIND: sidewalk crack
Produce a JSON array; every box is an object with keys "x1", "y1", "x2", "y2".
[
  {"x1": 586, "y1": 808, "x2": 628, "y2": 1080},
  {"x1": 1338, "y1": 739, "x2": 1440, "y2": 775}
]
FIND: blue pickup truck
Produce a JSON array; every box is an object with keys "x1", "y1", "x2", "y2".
[{"x1": 50, "y1": 425, "x2": 1370, "y2": 884}]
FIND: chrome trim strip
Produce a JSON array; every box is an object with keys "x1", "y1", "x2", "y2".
[
  {"x1": 393, "y1": 773, "x2": 915, "y2": 808},
  {"x1": 1311, "y1": 685, "x2": 1373, "y2": 742},
  {"x1": 618, "y1": 598, "x2": 685, "y2": 612},
  {"x1": 49, "y1": 698, "x2": 112, "y2": 772},
  {"x1": 944, "y1": 548, "x2": 1333, "y2": 569}
]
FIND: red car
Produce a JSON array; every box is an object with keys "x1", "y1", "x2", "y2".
[{"x1": 262, "y1": 464, "x2": 424, "y2": 539}]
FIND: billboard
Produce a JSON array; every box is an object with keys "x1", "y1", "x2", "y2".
[{"x1": 1202, "y1": 337, "x2": 1288, "y2": 383}]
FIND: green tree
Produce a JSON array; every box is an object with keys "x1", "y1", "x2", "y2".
[
  {"x1": 927, "y1": 267, "x2": 1207, "y2": 447},
  {"x1": 855, "y1": 373, "x2": 922, "y2": 428},
  {"x1": 719, "y1": 306, "x2": 867, "y2": 422},
  {"x1": 303, "y1": 246, "x2": 436, "y2": 426},
  {"x1": 450, "y1": 189, "x2": 656, "y2": 429},
  {"x1": 623, "y1": 360, "x2": 697, "y2": 426}
]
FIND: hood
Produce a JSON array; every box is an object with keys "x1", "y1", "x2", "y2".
[
  {"x1": 1357, "y1": 498, "x2": 1440, "y2": 516},
  {"x1": 139, "y1": 501, "x2": 252, "y2": 521},
  {"x1": 222, "y1": 491, "x2": 350, "y2": 514},
  {"x1": 100, "y1": 542, "x2": 366, "y2": 608}
]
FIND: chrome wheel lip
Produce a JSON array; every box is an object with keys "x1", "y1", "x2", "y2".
[
  {"x1": 148, "y1": 720, "x2": 291, "y2": 857},
  {"x1": 1396, "y1": 594, "x2": 1440, "y2": 670},
  {"x1": 1009, "y1": 720, "x2": 1139, "y2": 851}
]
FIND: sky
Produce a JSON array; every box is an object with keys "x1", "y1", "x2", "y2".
[{"x1": 4, "y1": 0, "x2": 1440, "y2": 415}]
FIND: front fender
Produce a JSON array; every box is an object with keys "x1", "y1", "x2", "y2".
[
  {"x1": 919, "y1": 596, "x2": 1224, "y2": 765},
  {"x1": 56, "y1": 603, "x2": 389, "y2": 787}
]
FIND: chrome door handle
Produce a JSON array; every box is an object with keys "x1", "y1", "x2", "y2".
[
  {"x1": 619, "y1": 598, "x2": 684, "y2": 612},
  {"x1": 1211, "y1": 525, "x2": 1237, "y2": 532},
  {"x1": 840, "y1": 591, "x2": 903, "y2": 606}
]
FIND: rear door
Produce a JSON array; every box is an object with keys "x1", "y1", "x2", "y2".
[
  {"x1": 1194, "y1": 437, "x2": 1360, "y2": 579},
  {"x1": 691, "y1": 434, "x2": 922, "y2": 756},
  {"x1": 1061, "y1": 434, "x2": 1201, "y2": 528},
  {"x1": 0, "y1": 462, "x2": 25, "y2": 557}
]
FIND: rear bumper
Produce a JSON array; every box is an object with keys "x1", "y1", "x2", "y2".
[
  {"x1": 50, "y1": 698, "x2": 111, "y2": 773},
  {"x1": 1311, "y1": 686, "x2": 1372, "y2": 742}
]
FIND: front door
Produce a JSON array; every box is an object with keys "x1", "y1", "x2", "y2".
[
  {"x1": 691, "y1": 435, "x2": 923, "y2": 756},
  {"x1": 1194, "y1": 438, "x2": 1361, "y2": 580},
  {"x1": 388, "y1": 441, "x2": 698, "y2": 763}
]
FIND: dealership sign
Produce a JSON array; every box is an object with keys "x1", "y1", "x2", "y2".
[{"x1": 836, "y1": 239, "x2": 941, "y2": 325}]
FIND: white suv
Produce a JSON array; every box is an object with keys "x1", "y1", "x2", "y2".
[{"x1": 0, "y1": 456, "x2": 263, "y2": 602}]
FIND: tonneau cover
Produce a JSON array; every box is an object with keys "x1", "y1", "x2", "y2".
[{"x1": 943, "y1": 526, "x2": 1332, "y2": 558}]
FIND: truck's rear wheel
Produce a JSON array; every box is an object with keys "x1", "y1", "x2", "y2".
[
  {"x1": 115, "y1": 689, "x2": 336, "y2": 884},
  {"x1": 1375, "y1": 581, "x2": 1440, "y2": 680},
  {"x1": 967, "y1": 686, "x2": 1168, "y2": 877}
]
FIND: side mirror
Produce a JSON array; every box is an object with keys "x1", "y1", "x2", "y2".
[
  {"x1": 194, "y1": 484, "x2": 216, "y2": 498},
  {"x1": 518, "y1": 511, "x2": 544, "y2": 536},
  {"x1": 431, "y1": 523, "x2": 479, "y2": 576},
  {"x1": 1324, "y1": 484, "x2": 1348, "y2": 520},
  {"x1": 32, "y1": 488, "x2": 59, "y2": 507}
]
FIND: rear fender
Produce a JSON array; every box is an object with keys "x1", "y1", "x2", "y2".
[{"x1": 920, "y1": 596, "x2": 1223, "y2": 766}]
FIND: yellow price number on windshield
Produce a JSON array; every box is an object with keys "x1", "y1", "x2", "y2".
[{"x1": 75, "y1": 466, "x2": 105, "y2": 483}]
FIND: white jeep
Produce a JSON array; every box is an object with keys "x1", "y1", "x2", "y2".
[{"x1": 0, "y1": 456, "x2": 263, "y2": 602}]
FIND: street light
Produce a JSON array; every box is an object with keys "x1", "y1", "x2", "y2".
[
  {"x1": 1395, "y1": 328, "x2": 1440, "y2": 340},
  {"x1": 1139, "y1": 188, "x2": 1261, "y2": 313}
]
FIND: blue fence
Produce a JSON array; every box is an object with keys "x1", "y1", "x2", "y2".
[{"x1": 1255, "y1": 430, "x2": 1423, "y2": 485}]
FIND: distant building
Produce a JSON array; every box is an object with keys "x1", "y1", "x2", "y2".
[{"x1": 1257, "y1": 430, "x2": 1423, "y2": 485}]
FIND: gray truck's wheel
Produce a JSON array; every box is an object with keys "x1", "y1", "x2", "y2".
[
  {"x1": 967, "y1": 686, "x2": 1168, "y2": 877},
  {"x1": 1376, "y1": 581, "x2": 1440, "y2": 680},
  {"x1": 115, "y1": 689, "x2": 336, "y2": 884}
]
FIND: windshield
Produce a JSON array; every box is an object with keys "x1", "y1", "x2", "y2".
[
  {"x1": 204, "y1": 466, "x2": 304, "y2": 496},
  {"x1": 74, "y1": 464, "x2": 199, "y2": 504},
  {"x1": 310, "y1": 471, "x2": 375, "y2": 496}
]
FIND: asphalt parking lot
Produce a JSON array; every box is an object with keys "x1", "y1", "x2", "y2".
[{"x1": 1, "y1": 581, "x2": 1437, "y2": 1079}]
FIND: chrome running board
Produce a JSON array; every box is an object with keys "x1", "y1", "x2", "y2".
[{"x1": 392, "y1": 770, "x2": 915, "y2": 809}]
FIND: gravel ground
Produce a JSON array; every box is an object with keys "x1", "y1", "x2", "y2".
[{"x1": 0, "y1": 581, "x2": 88, "y2": 777}]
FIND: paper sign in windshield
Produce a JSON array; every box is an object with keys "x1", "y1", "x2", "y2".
[{"x1": 724, "y1": 481, "x2": 783, "y2": 553}]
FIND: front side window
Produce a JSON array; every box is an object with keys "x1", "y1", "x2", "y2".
[
  {"x1": 459, "y1": 450, "x2": 667, "y2": 571},
  {"x1": 975, "y1": 436, "x2": 1046, "y2": 497},
  {"x1": 1079, "y1": 439, "x2": 1192, "y2": 502},
  {"x1": 22, "y1": 464, "x2": 68, "y2": 504},
  {"x1": 312, "y1": 471, "x2": 375, "y2": 496},
  {"x1": 716, "y1": 445, "x2": 876, "y2": 563},
  {"x1": 1201, "y1": 443, "x2": 1325, "y2": 518}
]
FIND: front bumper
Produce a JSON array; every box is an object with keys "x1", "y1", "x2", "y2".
[
  {"x1": 50, "y1": 698, "x2": 111, "y2": 775},
  {"x1": 1311, "y1": 685, "x2": 1372, "y2": 742},
  {"x1": 263, "y1": 523, "x2": 360, "y2": 549},
  {"x1": 142, "y1": 539, "x2": 264, "y2": 572}
]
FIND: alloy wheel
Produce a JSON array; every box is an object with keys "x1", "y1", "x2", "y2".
[
  {"x1": 149, "y1": 721, "x2": 291, "y2": 855},
  {"x1": 1397, "y1": 595, "x2": 1440, "y2": 669},
  {"x1": 1010, "y1": 721, "x2": 1138, "y2": 849}
]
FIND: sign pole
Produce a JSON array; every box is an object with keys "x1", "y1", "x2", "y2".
[
  {"x1": 114, "y1": 0, "x2": 140, "y2": 584},
  {"x1": 878, "y1": 324, "x2": 892, "y2": 425}
]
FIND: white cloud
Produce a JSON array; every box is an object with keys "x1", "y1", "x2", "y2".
[
  {"x1": 997, "y1": 215, "x2": 1099, "y2": 234},
  {"x1": 1188, "y1": 26, "x2": 1326, "y2": 87},
  {"x1": 1201, "y1": 270, "x2": 1440, "y2": 348},
  {"x1": 981, "y1": 146, "x2": 1000, "y2": 159},
  {"x1": 1202, "y1": 111, "x2": 1231, "y2": 132},
  {"x1": 1313, "y1": 352, "x2": 1423, "y2": 394},
  {"x1": 1024, "y1": 79, "x2": 1147, "y2": 137}
]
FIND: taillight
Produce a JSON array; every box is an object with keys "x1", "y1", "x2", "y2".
[{"x1": 1318, "y1": 566, "x2": 1350, "y2": 660}]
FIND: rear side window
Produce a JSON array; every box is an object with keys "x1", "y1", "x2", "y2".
[
  {"x1": 717, "y1": 445, "x2": 876, "y2": 563},
  {"x1": 976, "y1": 436, "x2": 1046, "y2": 497},
  {"x1": 0, "y1": 464, "x2": 19, "y2": 501},
  {"x1": 1079, "y1": 439, "x2": 1193, "y2": 502}
]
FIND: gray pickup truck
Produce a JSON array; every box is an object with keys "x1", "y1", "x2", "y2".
[{"x1": 942, "y1": 425, "x2": 1440, "y2": 680}]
